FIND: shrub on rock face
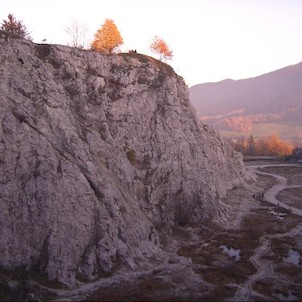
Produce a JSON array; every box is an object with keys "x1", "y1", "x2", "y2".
[{"x1": 126, "y1": 150, "x2": 136, "y2": 166}]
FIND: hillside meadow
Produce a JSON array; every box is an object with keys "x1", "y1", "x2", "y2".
[{"x1": 220, "y1": 120, "x2": 302, "y2": 144}]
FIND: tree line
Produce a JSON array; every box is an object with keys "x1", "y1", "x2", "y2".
[
  {"x1": 228, "y1": 134, "x2": 294, "y2": 157},
  {"x1": 1, "y1": 14, "x2": 173, "y2": 61}
]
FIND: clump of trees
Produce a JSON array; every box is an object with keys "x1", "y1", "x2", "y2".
[
  {"x1": 89, "y1": 19, "x2": 174, "y2": 62},
  {"x1": 230, "y1": 134, "x2": 294, "y2": 157},
  {"x1": 2, "y1": 12, "x2": 175, "y2": 64},
  {"x1": 91, "y1": 19, "x2": 123, "y2": 54},
  {"x1": 150, "y1": 35, "x2": 173, "y2": 61},
  {"x1": 1, "y1": 14, "x2": 31, "y2": 39}
]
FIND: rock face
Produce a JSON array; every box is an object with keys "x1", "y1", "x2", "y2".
[{"x1": 0, "y1": 31, "x2": 254, "y2": 286}]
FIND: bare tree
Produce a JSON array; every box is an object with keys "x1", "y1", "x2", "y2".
[{"x1": 65, "y1": 20, "x2": 90, "y2": 49}]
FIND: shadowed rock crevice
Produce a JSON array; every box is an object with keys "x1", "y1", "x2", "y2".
[{"x1": 82, "y1": 174, "x2": 105, "y2": 202}]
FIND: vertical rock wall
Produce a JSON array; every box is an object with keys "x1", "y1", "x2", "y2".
[{"x1": 0, "y1": 31, "x2": 254, "y2": 285}]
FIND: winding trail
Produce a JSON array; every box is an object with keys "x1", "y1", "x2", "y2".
[
  {"x1": 231, "y1": 224, "x2": 302, "y2": 301},
  {"x1": 249, "y1": 164, "x2": 302, "y2": 217},
  {"x1": 231, "y1": 164, "x2": 302, "y2": 301}
]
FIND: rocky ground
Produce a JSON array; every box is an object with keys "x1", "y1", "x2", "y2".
[
  {"x1": 2, "y1": 162, "x2": 302, "y2": 301},
  {"x1": 86, "y1": 162, "x2": 302, "y2": 301}
]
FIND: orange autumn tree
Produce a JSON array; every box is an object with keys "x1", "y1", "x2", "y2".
[
  {"x1": 259, "y1": 134, "x2": 293, "y2": 156},
  {"x1": 150, "y1": 36, "x2": 173, "y2": 61},
  {"x1": 231, "y1": 134, "x2": 294, "y2": 156},
  {"x1": 91, "y1": 19, "x2": 123, "y2": 54}
]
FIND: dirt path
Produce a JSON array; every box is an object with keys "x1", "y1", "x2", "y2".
[
  {"x1": 231, "y1": 223, "x2": 302, "y2": 301},
  {"x1": 229, "y1": 164, "x2": 302, "y2": 301},
  {"x1": 249, "y1": 164, "x2": 302, "y2": 216}
]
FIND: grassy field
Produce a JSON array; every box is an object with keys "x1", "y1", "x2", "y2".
[{"x1": 220, "y1": 120, "x2": 302, "y2": 143}]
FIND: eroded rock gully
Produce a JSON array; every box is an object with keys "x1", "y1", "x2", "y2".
[{"x1": 0, "y1": 30, "x2": 254, "y2": 290}]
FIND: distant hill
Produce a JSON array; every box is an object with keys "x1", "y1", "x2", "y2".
[{"x1": 189, "y1": 62, "x2": 302, "y2": 142}]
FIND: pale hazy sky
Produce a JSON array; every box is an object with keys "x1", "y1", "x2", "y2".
[{"x1": 1, "y1": 0, "x2": 302, "y2": 86}]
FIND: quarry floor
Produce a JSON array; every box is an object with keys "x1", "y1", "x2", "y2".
[
  {"x1": 85, "y1": 162, "x2": 302, "y2": 302},
  {"x1": 7, "y1": 161, "x2": 302, "y2": 301}
]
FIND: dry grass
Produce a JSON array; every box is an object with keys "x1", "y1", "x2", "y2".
[
  {"x1": 89, "y1": 275, "x2": 174, "y2": 301},
  {"x1": 259, "y1": 165, "x2": 302, "y2": 185},
  {"x1": 277, "y1": 187, "x2": 302, "y2": 209}
]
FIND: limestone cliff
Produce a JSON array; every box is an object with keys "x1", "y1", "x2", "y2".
[{"x1": 0, "y1": 31, "x2": 254, "y2": 286}]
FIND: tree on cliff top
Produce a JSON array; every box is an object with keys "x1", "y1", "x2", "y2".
[
  {"x1": 65, "y1": 20, "x2": 90, "y2": 49},
  {"x1": 150, "y1": 36, "x2": 173, "y2": 61},
  {"x1": 91, "y1": 19, "x2": 123, "y2": 54},
  {"x1": 1, "y1": 14, "x2": 31, "y2": 39}
]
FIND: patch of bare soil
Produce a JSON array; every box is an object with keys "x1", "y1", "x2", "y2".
[
  {"x1": 254, "y1": 172, "x2": 278, "y2": 189},
  {"x1": 277, "y1": 187, "x2": 302, "y2": 209}
]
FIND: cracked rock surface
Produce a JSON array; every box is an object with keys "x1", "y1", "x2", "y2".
[{"x1": 0, "y1": 31, "x2": 254, "y2": 286}]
